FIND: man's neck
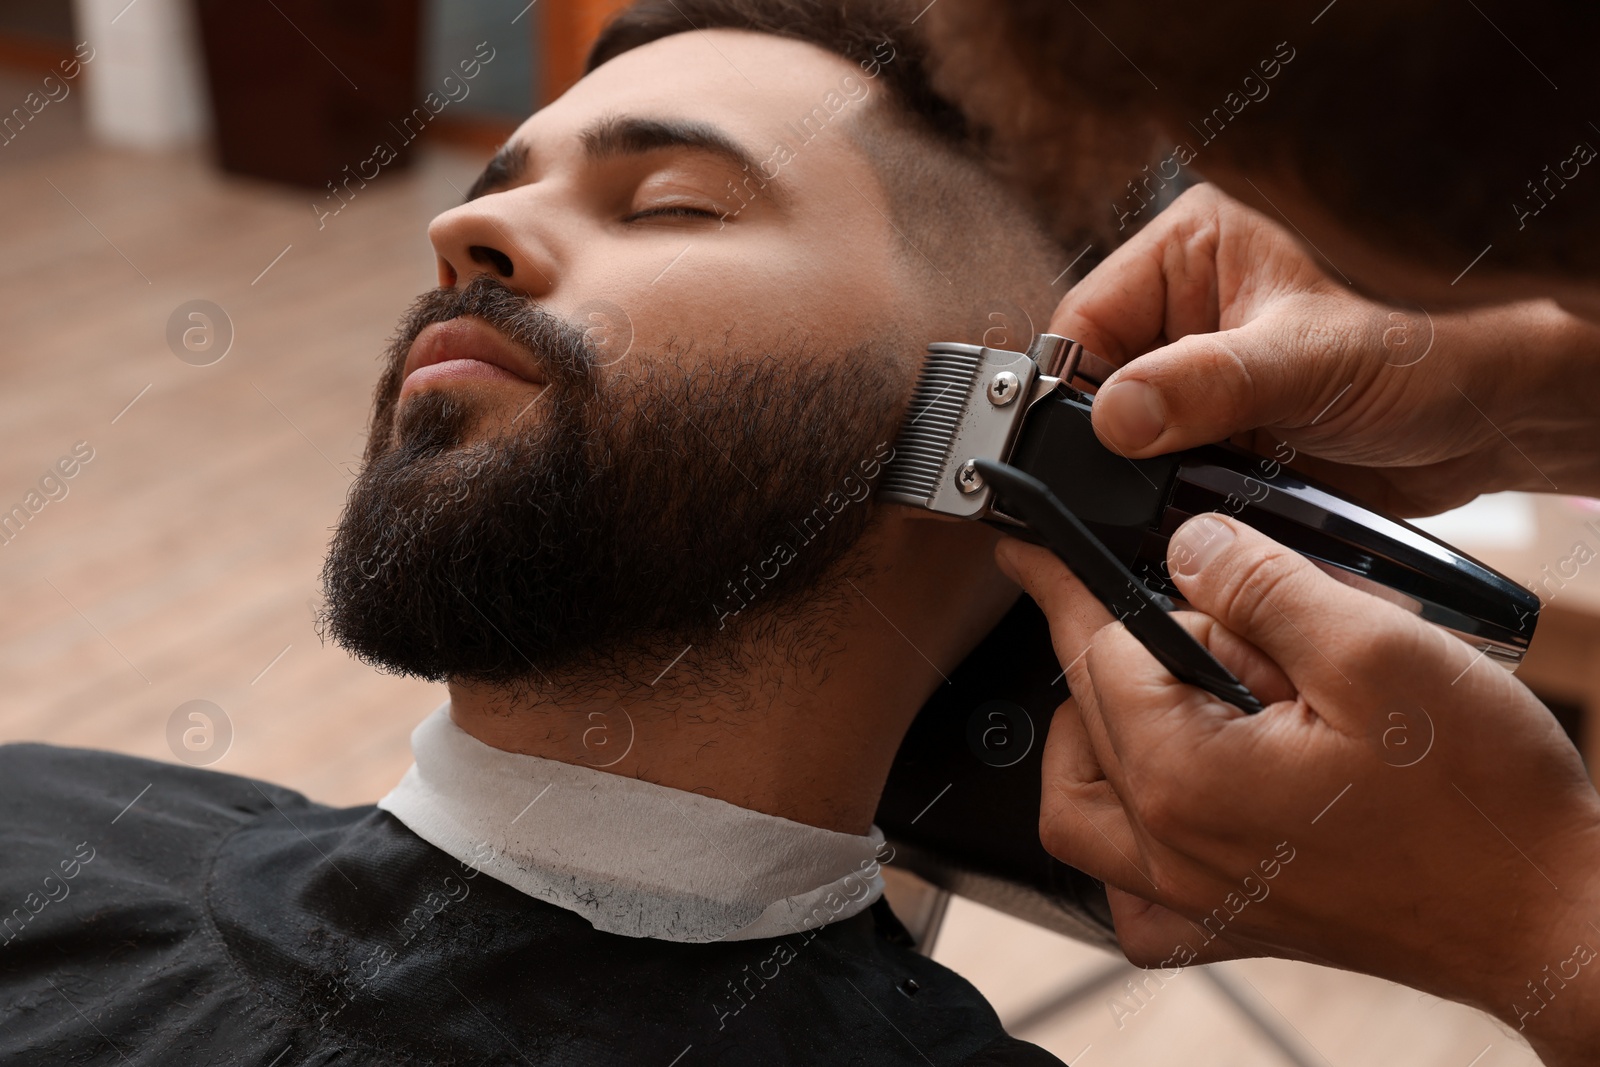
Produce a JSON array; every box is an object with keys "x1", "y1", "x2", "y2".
[{"x1": 448, "y1": 519, "x2": 1018, "y2": 835}]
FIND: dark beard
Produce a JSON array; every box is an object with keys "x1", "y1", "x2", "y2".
[{"x1": 319, "y1": 275, "x2": 911, "y2": 691}]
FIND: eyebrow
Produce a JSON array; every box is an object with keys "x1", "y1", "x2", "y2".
[
  {"x1": 465, "y1": 142, "x2": 528, "y2": 201},
  {"x1": 464, "y1": 115, "x2": 769, "y2": 202}
]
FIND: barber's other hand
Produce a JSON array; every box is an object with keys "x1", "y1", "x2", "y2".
[
  {"x1": 1054, "y1": 184, "x2": 1600, "y2": 514},
  {"x1": 998, "y1": 517, "x2": 1600, "y2": 1066}
]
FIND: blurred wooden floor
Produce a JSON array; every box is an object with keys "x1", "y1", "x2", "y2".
[
  {"x1": 934, "y1": 896, "x2": 1538, "y2": 1066},
  {"x1": 0, "y1": 78, "x2": 1545, "y2": 1065},
  {"x1": 0, "y1": 72, "x2": 452, "y2": 804}
]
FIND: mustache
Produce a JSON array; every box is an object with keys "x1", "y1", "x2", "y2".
[
  {"x1": 382, "y1": 274, "x2": 599, "y2": 393},
  {"x1": 368, "y1": 275, "x2": 600, "y2": 459}
]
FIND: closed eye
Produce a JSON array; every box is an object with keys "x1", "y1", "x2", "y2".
[{"x1": 623, "y1": 205, "x2": 724, "y2": 223}]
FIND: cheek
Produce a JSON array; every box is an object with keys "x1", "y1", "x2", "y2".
[
  {"x1": 555, "y1": 233, "x2": 902, "y2": 369},
  {"x1": 677, "y1": 259, "x2": 887, "y2": 361}
]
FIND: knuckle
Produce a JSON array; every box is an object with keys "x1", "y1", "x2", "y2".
[
  {"x1": 1339, "y1": 614, "x2": 1419, "y2": 685},
  {"x1": 1171, "y1": 182, "x2": 1224, "y2": 216},
  {"x1": 1120, "y1": 940, "x2": 1169, "y2": 970},
  {"x1": 1081, "y1": 621, "x2": 1130, "y2": 681},
  {"x1": 1038, "y1": 799, "x2": 1082, "y2": 862},
  {"x1": 1207, "y1": 542, "x2": 1305, "y2": 637},
  {"x1": 1200, "y1": 335, "x2": 1257, "y2": 427},
  {"x1": 1061, "y1": 650, "x2": 1094, "y2": 700},
  {"x1": 1172, "y1": 610, "x2": 1216, "y2": 646},
  {"x1": 1131, "y1": 779, "x2": 1186, "y2": 839}
]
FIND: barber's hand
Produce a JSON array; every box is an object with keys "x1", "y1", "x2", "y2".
[
  {"x1": 1056, "y1": 184, "x2": 1600, "y2": 514},
  {"x1": 997, "y1": 517, "x2": 1600, "y2": 1065}
]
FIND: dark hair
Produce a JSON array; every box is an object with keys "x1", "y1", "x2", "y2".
[
  {"x1": 928, "y1": 0, "x2": 1600, "y2": 281},
  {"x1": 587, "y1": 0, "x2": 970, "y2": 145}
]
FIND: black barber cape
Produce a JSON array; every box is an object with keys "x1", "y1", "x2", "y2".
[{"x1": 0, "y1": 744, "x2": 1066, "y2": 1066}]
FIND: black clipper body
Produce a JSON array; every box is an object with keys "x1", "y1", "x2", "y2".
[{"x1": 879, "y1": 333, "x2": 1541, "y2": 669}]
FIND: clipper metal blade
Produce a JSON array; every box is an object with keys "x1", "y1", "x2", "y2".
[{"x1": 880, "y1": 334, "x2": 1077, "y2": 519}]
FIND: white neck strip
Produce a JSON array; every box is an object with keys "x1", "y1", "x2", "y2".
[{"x1": 378, "y1": 706, "x2": 887, "y2": 943}]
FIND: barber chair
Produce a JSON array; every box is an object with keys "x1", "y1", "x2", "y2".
[
  {"x1": 876, "y1": 595, "x2": 1117, "y2": 950},
  {"x1": 877, "y1": 598, "x2": 1327, "y2": 1064}
]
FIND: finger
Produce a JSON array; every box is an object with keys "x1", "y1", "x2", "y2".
[
  {"x1": 994, "y1": 537, "x2": 1115, "y2": 677},
  {"x1": 1046, "y1": 184, "x2": 1363, "y2": 458},
  {"x1": 1072, "y1": 618, "x2": 1249, "y2": 794},
  {"x1": 1000, "y1": 534, "x2": 1296, "y2": 770},
  {"x1": 1103, "y1": 887, "x2": 1256, "y2": 968},
  {"x1": 1045, "y1": 631, "x2": 1270, "y2": 893},
  {"x1": 994, "y1": 539, "x2": 1136, "y2": 792},
  {"x1": 1048, "y1": 187, "x2": 1233, "y2": 367},
  {"x1": 1052, "y1": 644, "x2": 1131, "y2": 807},
  {"x1": 1038, "y1": 697, "x2": 1148, "y2": 888},
  {"x1": 1165, "y1": 610, "x2": 1297, "y2": 708},
  {"x1": 1089, "y1": 311, "x2": 1361, "y2": 458},
  {"x1": 1163, "y1": 513, "x2": 1453, "y2": 717},
  {"x1": 1046, "y1": 612, "x2": 1286, "y2": 802},
  {"x1": 1039, "y1": 694, "x2": 1112, "y2": 794},
  {"x1": 1106, "y1": 887, "x2": 1328, "y2": 969}
]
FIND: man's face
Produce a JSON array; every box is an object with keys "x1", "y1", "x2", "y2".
[
  {"x1": 417, "y1": 27, "x2": 917, "y2": 445},
  {"x1": 320, "y1": 31, "x2": 933, "y2": 689}
]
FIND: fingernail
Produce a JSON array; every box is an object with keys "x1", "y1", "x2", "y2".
[
  {"x1": 1171, "y1": 515, "x2": 1235, "y2": 577},
  {"x1": 1096, "y1": 380, "x2": 1165, "y2": 451}
]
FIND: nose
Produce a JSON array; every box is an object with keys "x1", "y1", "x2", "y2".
[{"x1": 428, "y1": 198, "x2": 556, "y2": 294}]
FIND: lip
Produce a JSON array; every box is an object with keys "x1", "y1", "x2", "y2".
[{"x1": 400, "y1": 317, "x2": 546, "y2": 399}]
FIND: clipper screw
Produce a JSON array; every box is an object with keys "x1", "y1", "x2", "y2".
[
  {"x1": 956, "y1": 459, "x2": 983, "y2": 494},
  {"x1": 987, "y1": 370, "x2": 1020, "y2": 406}
]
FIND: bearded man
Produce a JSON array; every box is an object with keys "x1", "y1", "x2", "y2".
[{"x1": 0, "y1": 2, "x2": 1094, "y2": 1063}]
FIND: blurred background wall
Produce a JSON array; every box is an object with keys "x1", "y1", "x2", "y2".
[{"x1": 0, "y1": 0, "x2": 616, "y2": 155}]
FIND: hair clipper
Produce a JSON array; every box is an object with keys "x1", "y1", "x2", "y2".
[{"x1": 878, "y1": 333, "x2": 1540, "y2": 669}]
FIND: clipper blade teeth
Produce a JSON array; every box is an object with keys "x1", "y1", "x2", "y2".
[{"x1": 880, "y1": 348, "x2": 984, "y2": 502}]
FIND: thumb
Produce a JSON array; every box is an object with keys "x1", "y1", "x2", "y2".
[
  {"x1": 1090, "y1": 314, "x2": 1356, "y2": 457},
  {"x1": 1162, "y1": 513, "x2": 1428, "y2": 716}
]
